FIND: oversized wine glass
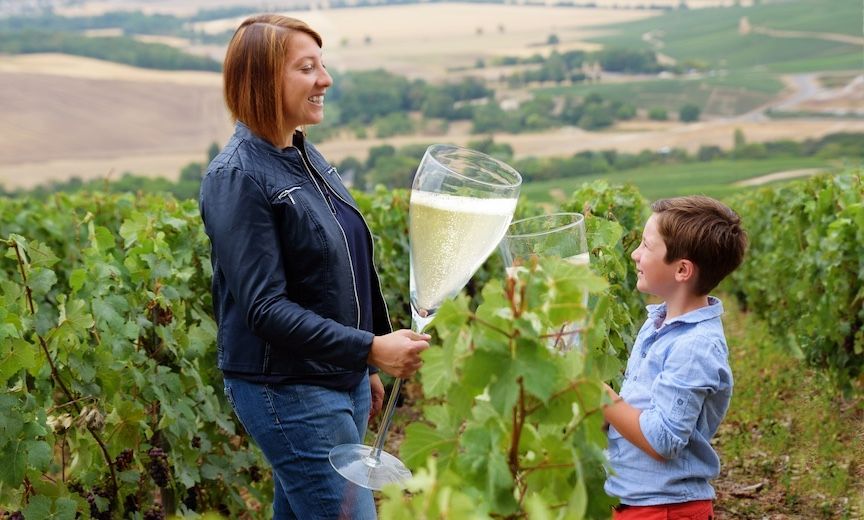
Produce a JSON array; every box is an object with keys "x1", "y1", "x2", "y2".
[
  {"x1": 499, "y1": 212, "x2": 588, "y2": 351},
  {"x1": 330, "y1": 144, "x2": 522, "y2": 490}
]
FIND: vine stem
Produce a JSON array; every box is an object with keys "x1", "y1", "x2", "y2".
[
  {"x1": 10, "y1": 240, "x2": 119, "y2": 500},
  {"x1": 508, "y1": 377, "x2": 528, "y2": 505}
]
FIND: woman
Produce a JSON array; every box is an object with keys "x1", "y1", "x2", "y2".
[{"x1": 199, "y1": 14, "x2": 429, "y2": 519}]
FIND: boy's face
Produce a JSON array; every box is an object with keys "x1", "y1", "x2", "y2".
[{"x1": 631, "y1": 214, "x2": 679, "y2": 298}]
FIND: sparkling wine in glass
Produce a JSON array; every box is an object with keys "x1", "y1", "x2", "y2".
[
  {"x1": 500, "y1": 212, "x2": 589, "y2": 351},
  {"x1": 329, "y1": 144, "x2": 521, "y2": 490}
]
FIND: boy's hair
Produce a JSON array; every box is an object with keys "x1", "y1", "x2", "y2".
[
  {"x1": 223, "y1": 15, "x2": 322, "y2": 146},
  {"x1": 651, "y1": 195, "x2": 748, "y2": 295}
]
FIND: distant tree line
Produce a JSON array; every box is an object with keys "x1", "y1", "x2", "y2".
[
  {"x1": 0, "y1": 11, "x2": 186, "y2": 34},
  {"x1": 486, "y1": 47, "x2": 666, "y2": 87},
  {"x1": 337, "y1": 132, "x2": 864, "y2": 189},
  {"x1": 0, "y1": 10, "x2": 239, "y2": 45},
  {"x1": 0, "y1": 29, "x2": 221, "y2": 71},
  {"x1": 307, "y1": 69, "x2": 653, "y2": 140},
  {"x1": 2, "y1": 134, "x2": 860, "y2": 199}
]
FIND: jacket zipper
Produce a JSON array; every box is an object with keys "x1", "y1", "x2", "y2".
[
  {"x1": 297, "y1": 146, "x2": 362, "y2": 329},
  {"x1": 318, "y1": 175, "x2": 393, "y2": 332}
]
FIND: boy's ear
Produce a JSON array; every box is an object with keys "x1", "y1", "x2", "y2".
[{"x1": 674, "y1": 259, "x2": 697, "y2": 283}]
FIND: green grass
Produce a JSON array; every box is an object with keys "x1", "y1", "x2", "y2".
[
  {"x1": 520, "y1": 157, "x2": 834, "y2": 202},
  {"x1": 540, "y1": 71, "x2": 782, "y2": 115},
  {"x1": 588, "y1": 0, "x2": 862, "y2": 73},
  {"x1": 714, "y1": 299, "x2": 864, "y2": 518}
]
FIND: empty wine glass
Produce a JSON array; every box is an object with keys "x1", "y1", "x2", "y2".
[
  {"x1": 330, "y1": 144, "x2": 522, "y2": 490},
  {"x1": 500, "y1": 212, "x2": 588, "y2": 351}
]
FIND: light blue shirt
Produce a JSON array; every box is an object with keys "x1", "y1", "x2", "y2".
[{"x1": 605, "y1": 297, "x2": 733, "y2": 505}]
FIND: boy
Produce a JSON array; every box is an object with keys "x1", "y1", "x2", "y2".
[{"x1": 602, "y1": 196, "x2": 748, "y2": 519}]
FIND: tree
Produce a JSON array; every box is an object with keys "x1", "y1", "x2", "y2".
[
  {"x1": 206, "y1": 142, "x2": 220, "y2": 162},
  {"x1": 679, "y1": 104, "x2": 701, "y2": 122},
  {"x1": 421, "y1": 91, "x2": 457, "y2": 119},
  {"x1": 648, "y1": 107, "x2": 668, "y2": 121},
  {"x1": 366, "y1": 144, "x2": 396, "y2": 169},
  {"x1": 734, "y1": 128, "x2": 747, "y2": 149}
]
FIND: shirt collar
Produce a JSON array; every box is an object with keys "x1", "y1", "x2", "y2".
[{"x1": 646, "y1": 296, "x2": 724, "y2": 327}]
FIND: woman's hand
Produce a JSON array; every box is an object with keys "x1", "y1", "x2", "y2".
[
  {"x1": 369, "y1": 373, "x2": 385, "y2": 419},
  {"x1": 368, "y1": 329, "x2": 430, "y2": 379}
]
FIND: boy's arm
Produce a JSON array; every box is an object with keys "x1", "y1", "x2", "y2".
[{"x1": 602, "y1": 384, "x2": 665, "y2": 462}]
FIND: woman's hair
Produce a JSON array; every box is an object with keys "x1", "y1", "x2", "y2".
[
  {"x1": 223, "y1": 14, "x2": 322, "y2": 146},
  {"x1": 651, "y1": 195, "x2": 748, "y2": 295}
]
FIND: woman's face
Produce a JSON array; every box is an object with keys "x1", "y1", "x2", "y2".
[{"x1": 282, "y1": 32, "x2": 332, "y2": 132}]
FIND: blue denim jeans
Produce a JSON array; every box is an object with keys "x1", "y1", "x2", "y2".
[{"x1": 223, "y1": 375, "x2": 376, "y2": 519}]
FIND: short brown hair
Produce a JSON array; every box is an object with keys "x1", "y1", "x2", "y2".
[
  {"x1": 651, "y1": 196, "x2": 748, "y2": 295},
  {"x1": 223, "y1": 14, "x2": 322, "y2": 146}
]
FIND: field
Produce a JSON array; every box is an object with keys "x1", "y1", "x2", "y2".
[
  {"x1": 519, "y1": 157, "x2": 838, "y2": 202},
  {"x1": 0, "y1": 1, "x2": 863, "y2": 191},
  {"x1": 53, "y1": 0, "x2": 736, "y2": 17},
  {"x1": 587, "y1": 0, "x2": 863, "y2": 73},
  {"x1": 189, "y1": 3, "x2": 657, "y2": 79}
]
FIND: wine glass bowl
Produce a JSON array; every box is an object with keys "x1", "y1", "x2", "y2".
[
  {"x1": 500, "y1": 212, "x2": 589, "y2": 351},
  {"x1": 409, "y1": 145, "x2": 522, "y2": 328},
  {"x1": 330, "y1": 144, "x2": 522, "y2": 490}
]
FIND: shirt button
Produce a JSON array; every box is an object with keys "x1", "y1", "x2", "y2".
[
  {"x1": 677, "y1": 398, "x2": 684, "y2": 405},
  {"x1": 641, "y1": 351, "x2": 647, "y2": 358}
]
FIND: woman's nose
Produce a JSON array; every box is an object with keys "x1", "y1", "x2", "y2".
[{"x1": 320, "y1": 68, "x2": 333, "y2": 87}]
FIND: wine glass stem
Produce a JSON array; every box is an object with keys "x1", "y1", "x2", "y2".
[
  {"x1": 370, "y1": 377, "x2": 404, "y2": 460},
  {"x1": 368, "y1": 314, "x2": 429, "y2": 463}
]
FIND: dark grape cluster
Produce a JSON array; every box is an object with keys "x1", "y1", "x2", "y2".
[
  {"x1": 8, "y1": 512, "x2": 24, "y2": 520},
  {"x1": 247, "y1": 465, "x2": 262, "y2": 483},
  {"x1": 114, "y1": 448, "x2": 134, "y2": 471},
  {"x1": 124, "y1": 493, "x2": 139, "y2": 514},
  {"x1": 147, "y1": 447, "x2": 170, "y2": 487},
  {"x1": 143, "y1": 506, "x2": 165, "y2": 520},
  {"x1": 87, "y1": 486, "x2": 112, "y2": 520},
  {"x1": 182, "y1": 485, "x2": 199, "y2": 511},
  {"x1": 191, "y1": 435, "x2": 201, "y2": 449}
]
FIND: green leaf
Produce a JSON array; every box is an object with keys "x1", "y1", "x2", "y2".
[
  {"x1": 430, "y1": 295, "x2": 470, "y2": 340},
  {"x1": 524, "y1": 493, "x2": 554, "y2": 520},
  {"x1": 514, "y1": 339, "x2": 560, "y2": 403},
  {"x1": 401, "y1": 421, "x2": 457, "y2": 470},
  {"x1": 22, "y1": 495, "x2": 53, "y2": 519},
  {"x1": 29, "y1": 268, "x2": 58, "y2": 296},
  {"x1": 69, "y1": 268, "x2": 86, "y2": 292},
  {"x1": 420, "y1": 328, "x2": 469, "y2": 398},
  {"x1": 0, "y1": 339, "x2": 37, "y2": 384},
  {"x1": 93, "y1": 225, "x2": 117, "y2": 253},
  {"x1": 567, "y1": 476, "x2": 588, "y2": 519},
  {"x1": 0, "y1": 438, "x2": 26, "y2": 486},
  {"x1": 57, "y1": 297, "x2": 94, "y2": 331},
  {"x1": 26, "y1": 439, "x2": 53, "y2": 471}
]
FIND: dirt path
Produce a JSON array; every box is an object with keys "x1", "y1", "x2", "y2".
[
  {"x1": 750, "y1": 25, "x2": 864, "y2": 47},
  {"x1": 733, "y1": 168, "x2": 823, "y2": 187}
]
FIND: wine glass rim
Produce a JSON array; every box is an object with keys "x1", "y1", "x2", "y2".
[
  {"x1": 507, "y1": 212, "x2": 585, "y2": 238},
  {"x1": 426, "y1": 144, "x2": 522, "y2": 189}
]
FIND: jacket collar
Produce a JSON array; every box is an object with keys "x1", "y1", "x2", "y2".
[{"x1": 234, "y1": 121, "x2": 305, "y2": 157}]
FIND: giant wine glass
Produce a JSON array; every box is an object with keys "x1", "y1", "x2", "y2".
[
  {"x1": 500, "y1": 212, "x2": 588, "y2": 351},
  {"x1": 330, "y1": 144, "x2": 522, "y2": 490}
]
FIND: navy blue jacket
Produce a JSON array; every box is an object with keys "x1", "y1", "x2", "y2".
[{"x1": 200, "y1": 122, "x2": 390, "y2": 377}]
